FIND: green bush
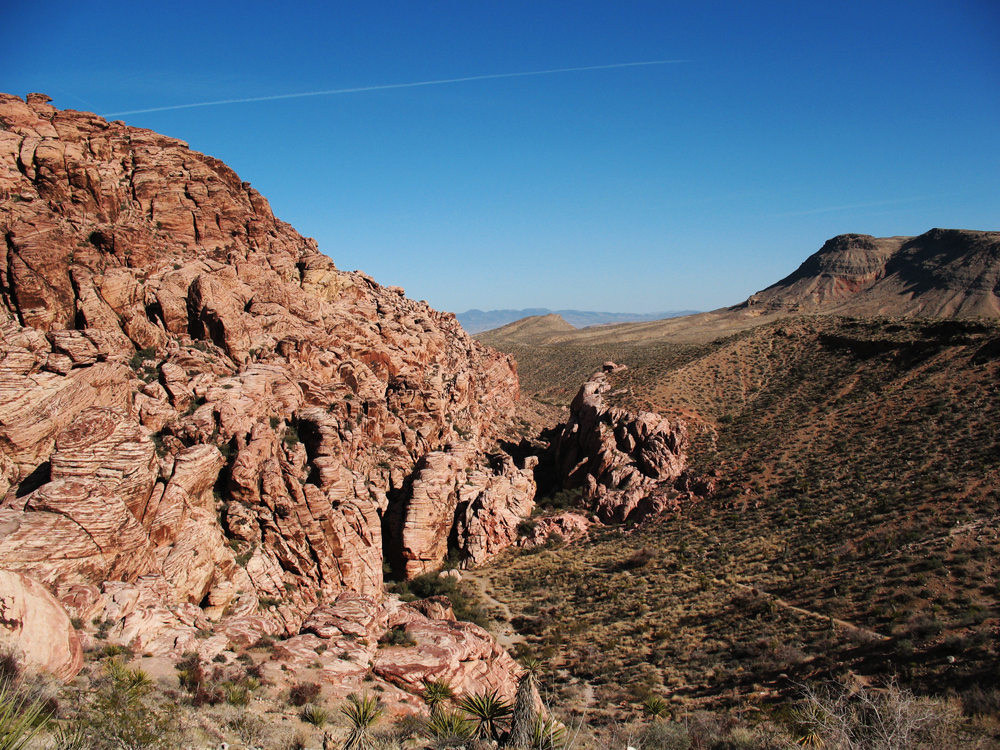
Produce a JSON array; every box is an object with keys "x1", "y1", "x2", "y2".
[
  {"x1": 378, "y1": 625, "x2": 416, "y2": 648},
  {"x1": 390, "y1": 572, "x2": 490, "y2": 629},
  {"x1": 76, "y1": 660, "x2": 181, "y2": 749}
]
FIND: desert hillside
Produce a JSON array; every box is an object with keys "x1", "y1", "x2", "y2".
[
  {"x1": 487, "y1": 315, "x2": 1000, "y2": 727},
  {"x1": 479, "y1": 228, "x2": 1000, "y2": 350}
]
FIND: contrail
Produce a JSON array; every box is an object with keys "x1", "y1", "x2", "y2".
[{"x1": 100, "y1": 60, "x2": 685, "y2": 117}]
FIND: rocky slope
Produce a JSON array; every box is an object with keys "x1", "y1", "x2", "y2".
[
  {"x1": 0, "y1": 92, "x2": 534, "y2": 693},
  {"x1": 458, "y1": 308, "x2": 697, "y2": 334}
]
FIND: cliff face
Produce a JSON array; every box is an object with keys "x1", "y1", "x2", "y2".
[{"x1": 0, "y1": 93, "x2": 534, "y2": 681}]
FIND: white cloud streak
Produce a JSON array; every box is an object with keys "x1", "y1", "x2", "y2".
[{"x1": 100, "y1": 60, "x2": 685, "y2": 117}]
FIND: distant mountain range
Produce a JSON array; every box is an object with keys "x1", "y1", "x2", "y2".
[{"x1": 455, "y1": 308, "x2": 699, "y2": 334}]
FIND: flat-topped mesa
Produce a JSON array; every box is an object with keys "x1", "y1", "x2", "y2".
[
  {"x1": 553, "y1": 362, "x2": 694, "y2": 523},
  {"x1": 0, "y1": 93, "x2": 534, "y2": 688},
  {"x1": 741, "y1": 228, "x2": 1000, "y2": 317}
]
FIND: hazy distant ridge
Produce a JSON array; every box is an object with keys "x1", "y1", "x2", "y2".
[{"x1": 457, "y1": 308, "x2": 698, "y2": 334}]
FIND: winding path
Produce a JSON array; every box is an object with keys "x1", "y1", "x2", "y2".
[{"x1": 460, "y1": 569, "x2": 526, "y2": 650}]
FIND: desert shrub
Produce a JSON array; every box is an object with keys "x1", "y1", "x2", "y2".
[
  {"x1": 391, "y1": 572, "x2": 489, "y2": 629},
  {"x1": 288, "y1": 681, "x2": 321, "y2": 707},
  {"x1": 639, "y1": 720, "x2": 691, "y2": 750},
  {"x1": 226, "y1": 710, "x2": 268, "y2": 746},
  {"x1": 904, "y1": 616, "x2": 944, "y2": 640},
  {"x1": 791, "y1": 679, "x2": 954, "y2": 750},
  {"x1": 960, "y1": 685, "x2": 1000, "y2": 718},
  {"x1": 536, "y1": 488, "x2": 580, "y2": 512},
  {"x1": 378, "y1": 625, "x2": 416, "y2": 648},
  {"x1": 422, "y1": 708, "x2": 474, "y2": 747},
  {"x1": 686, "y1": 711, "x2": 725, "y2": 749},
  {"x1": 76, "y1": 660, "x2": 182, "y2": 749},
  {"x1": 128, "y1": 347, "x2": 156, "y2": 370},
  {"x1": 192, "y1": 681, "x2": 224, "y2": 707},
  {"x1": 175, "y1": 652, "x2": 204, "y2": 691},
  {"x1": 0, "y1": 648, "x2": 20, "y2": 683},
  {"x1": 621, "y1": 547, "x2": 657, "y2": 570}
]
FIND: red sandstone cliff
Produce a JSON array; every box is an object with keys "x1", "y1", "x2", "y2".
[{"x1": 0, "y1": 93, "x2": 532, "y2": 693}]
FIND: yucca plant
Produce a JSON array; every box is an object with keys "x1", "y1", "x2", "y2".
[
  {"x1": 532, "y1": 716, "x2": 567, "y2": 750},
  {"x1": 510, "y1": 659, "x2": 543, "y2": 749},
  {"x1": 301, "y1": 702, "x2": 330, "y2": 727},
  {"x1": 0, "y1": 680, "x2": 49, "y2": 750},
  {"x1": 641, "y1": 693, "x2": 669, "y2": 720},
  {"x1": 421, "y1": 678, "x2": 455, "y2": 714},
  {"x1": 49, "y1": 723, "x2": 89, "y2": 750},
  {"x1": 341, "y1": 692, "x2": 384, "y2": 750},
  {"x1": 224, "y1": 683, "x2": 251, "y2": 706},
  {"x1": 458, "y1": 689, "x2": 512, "y2": 742}
]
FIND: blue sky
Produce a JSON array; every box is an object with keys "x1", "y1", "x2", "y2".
[{"x1": 3, "y1": 1, "x2": 998, "y2": 314}]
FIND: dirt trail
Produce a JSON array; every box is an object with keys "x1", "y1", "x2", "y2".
[
  {"x1": 460, "y1": 569, "x2": 526, "y2": 651},
  {"x1": 728, "y1": 580, "x2": 889, "y2": 641}
]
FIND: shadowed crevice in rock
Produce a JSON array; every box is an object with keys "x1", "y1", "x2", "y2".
[{"x1": 13, "y1": 461, "x2": 48, "y2": 498}]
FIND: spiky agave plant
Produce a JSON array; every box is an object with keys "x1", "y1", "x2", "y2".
[
  {"x1": 421, "y1": 678, "x2": 455, "y2": 714},
  {"x1": 510, "y1": 658, "x2": 543, "y2": 749},
  {"x1": 0, "y1": 680, "x2": 49, "y2": 750},
  {"x1": 641, "y1": 693, "x2": 669, "y2": 720},
  {"x1": 341, "y1": 692, "x2": 384, "y2": 750},
  {"x1": 458, "y1": 689, "x2": 512, "y2": 742}
]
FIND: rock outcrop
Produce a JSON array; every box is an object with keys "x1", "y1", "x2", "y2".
[
  {"x1": 0, "y1": 93, "x2": 534, "y2": 688},
  {"x1": 553, "y1": 363, "x2": 689, "y2": 523}
]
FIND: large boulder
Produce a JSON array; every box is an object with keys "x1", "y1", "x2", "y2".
[{"x1": 0, "y1": 569, "x2": 82, "y2": 681}]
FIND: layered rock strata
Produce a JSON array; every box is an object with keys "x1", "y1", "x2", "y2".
[
  {"x1": 741, "y1": 229, "x2": 1000, "y2": 317},
  {"x1": 0, "y1": 92, "x2": 533, "y2": 688}
]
